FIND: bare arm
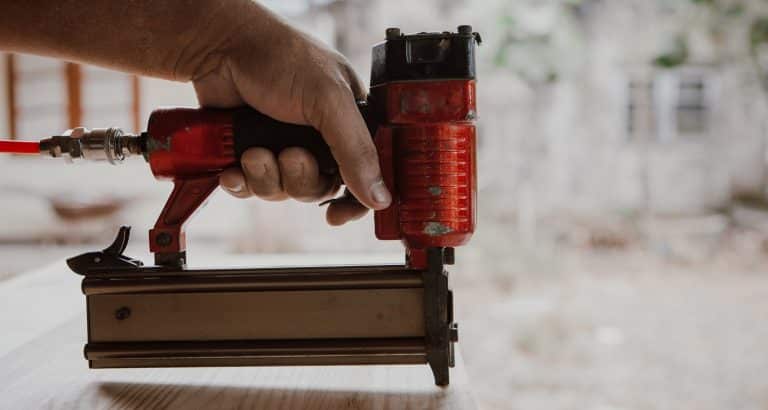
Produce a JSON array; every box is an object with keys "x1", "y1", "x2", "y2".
[
  {"x1": 0, "y1": 0, "x2": 242, "y2": 80},
  {"x1": 0, "y1": 0, "x2": 390, "y2": 224}
]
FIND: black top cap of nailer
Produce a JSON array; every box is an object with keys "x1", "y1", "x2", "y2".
[{"x1": 370, "y1": 25, "x2": 480, "y2": 86}]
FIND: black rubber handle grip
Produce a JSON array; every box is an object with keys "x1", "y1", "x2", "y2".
[{"x1": 232, "y1": 107, "x2": 338, "y2": 174}]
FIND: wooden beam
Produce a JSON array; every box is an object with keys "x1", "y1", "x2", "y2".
[
  {"x1": 65, "y1": 62, "x2": 82, "y2": 128},
  {"x1": 131, "y1": 75, "x2": 141, "y2": 132},
  {"x1": 5, "y1": 54, "x2": 16, "y2": 139}
]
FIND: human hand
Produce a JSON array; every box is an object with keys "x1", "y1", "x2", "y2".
[{"x1": 192, "y1": 3, "x2": 390, "y2": 225}]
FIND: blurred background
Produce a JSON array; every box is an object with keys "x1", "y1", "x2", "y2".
[{"x1": 2, "y1": 0, "x2": 768, "y2": 408}]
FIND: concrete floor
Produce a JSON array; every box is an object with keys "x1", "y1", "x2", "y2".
[
  {"x1": 452, "y1": 221, "x2": 768, "y2": 410},
  {"x1": 459, "y1": 269, "x2": 768, "y2": 410}
]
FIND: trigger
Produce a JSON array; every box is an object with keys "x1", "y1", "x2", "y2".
[{"x1": 319, "y1": 188, "x2": 360, "y2": 207}]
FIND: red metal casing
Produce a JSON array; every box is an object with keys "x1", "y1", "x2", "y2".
[
  {"x1": 373, "y1": 79, "x2": 477, "y2": 269},
  {"x1": 146, "y1": 108, "x2": 236, "y2": 179},
  {"x1": 145, "y1": 108, "x2": 237, "y2": 256}
]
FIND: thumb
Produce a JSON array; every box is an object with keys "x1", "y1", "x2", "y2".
[{"x1": 309, "y1": 85, "x2": 390, "y2": 210}]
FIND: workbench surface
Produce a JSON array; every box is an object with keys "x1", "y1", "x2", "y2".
[{"x1": 0, "y1": 258, "x2": 477, "y2": 410}]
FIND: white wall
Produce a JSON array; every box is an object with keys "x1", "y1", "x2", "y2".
[
  {"x1": 2, "y1": 0, "x2": 768, "y2": 253},
  {"x1": 138, "y1": 77, "x2": 198, "y2": 125}
]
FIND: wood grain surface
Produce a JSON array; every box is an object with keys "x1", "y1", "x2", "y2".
[{"x1": 0, "y1": 260, "x2": 476, "y2": 410}]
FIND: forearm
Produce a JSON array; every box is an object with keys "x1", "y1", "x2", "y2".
[
  {"x1": 0, "y1": 0, "x2": 389, "y2": 216},
  {"x1": 0, "y1": 0, "x2": 283, "y2": 81}
]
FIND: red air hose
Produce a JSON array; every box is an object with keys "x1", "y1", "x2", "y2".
[{"x1": 0, "y1": 139, "x2": 40, "y2": 155}]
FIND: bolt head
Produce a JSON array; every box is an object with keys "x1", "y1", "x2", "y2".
[
  {"x1": 386, "y1": 27, "x2": 401, "y2": 40},
  {"x1": 458, "y1": 25, "x2": 473, "y2": 35},
  {"x1": 450, "y1": 323, "x2": 459, "y2": 342},
  {"x1": 115, "y1": 306, "x2": 131, "y2": 321},
  {"x1": 443, "y1": 247, "x2": 455, "y2": 265},
  {"x1": 156, "y1": 232, "x2": 173, "y2": 247}
]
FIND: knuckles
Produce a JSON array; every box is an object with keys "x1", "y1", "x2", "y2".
[
  {"x1": 241, "y1": 148, "x2": 276, "y2": 177},
  {"x1": 238, "y1": 147, "x2": 331, "y2": 202}
]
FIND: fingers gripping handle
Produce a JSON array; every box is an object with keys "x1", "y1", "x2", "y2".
[
  {"x1": 231, "y1": 102, "x2": 375, "y2": 175},
  {"x1": 230, "y1": 104, "x2": 375, "y2": 208},
  {"x1": 232, "y1": 107, "x2": 337, "y2": 174}
]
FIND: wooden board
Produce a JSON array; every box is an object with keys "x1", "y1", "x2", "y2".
[{"x1": 0, "y1": 259, "x2": 476, "y2": 409}]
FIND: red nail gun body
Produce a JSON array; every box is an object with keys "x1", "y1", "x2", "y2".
[
  {"x1": 142, "y1": 52, "x2": 477, "y2": 269},
  {"x1": 371, "y1": 78, "x2": 477, "y2": 268},
  {"x1": 59, "y1": 26, "x2": 481, "y2": 385}
]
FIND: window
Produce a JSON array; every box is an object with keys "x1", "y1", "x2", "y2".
[
  {"x1": 676, "y1": 75, "x2": 707, "y2": 136},
  {"x1": 625, "y1": 69, "x2": 710, "y2": 142},
  {"x1": 627, "y1": 79, "x2": 655, "y2": 139},
  {"x1": 4, "y1": 54, "x2": 141, "y2": 141}
]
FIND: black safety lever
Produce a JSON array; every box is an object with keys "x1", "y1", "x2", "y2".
[{"x1": 67, "y1": 226, "x2": 143, "y2": 275}]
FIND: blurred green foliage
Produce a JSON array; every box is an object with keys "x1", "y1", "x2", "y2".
[
  {"x1": 495, "y1": 0, "x2": 768, "y2": 81},
  {"x1": 751, "y1": 16, "x2": 768, "y2": 53},
  {"x1": 685, "y1": 0, "x2": 768, "y2": 93},
  {"x1": 653, "y1": 36, "x2": 690, "y2": 68},
  {"x1": 651, "y1": 0, "x2": 752, "y2": 68},
  {"x1": 493, "y1": 1, "x2": 583, "y2": 85}
]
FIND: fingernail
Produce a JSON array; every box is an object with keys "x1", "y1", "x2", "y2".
[
  {"x1": 227, "y1": 183, "x2": 245, "y2": 193},
  {"x1": 370, "y1": 179, "x2": 391, "y2": 206}
]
